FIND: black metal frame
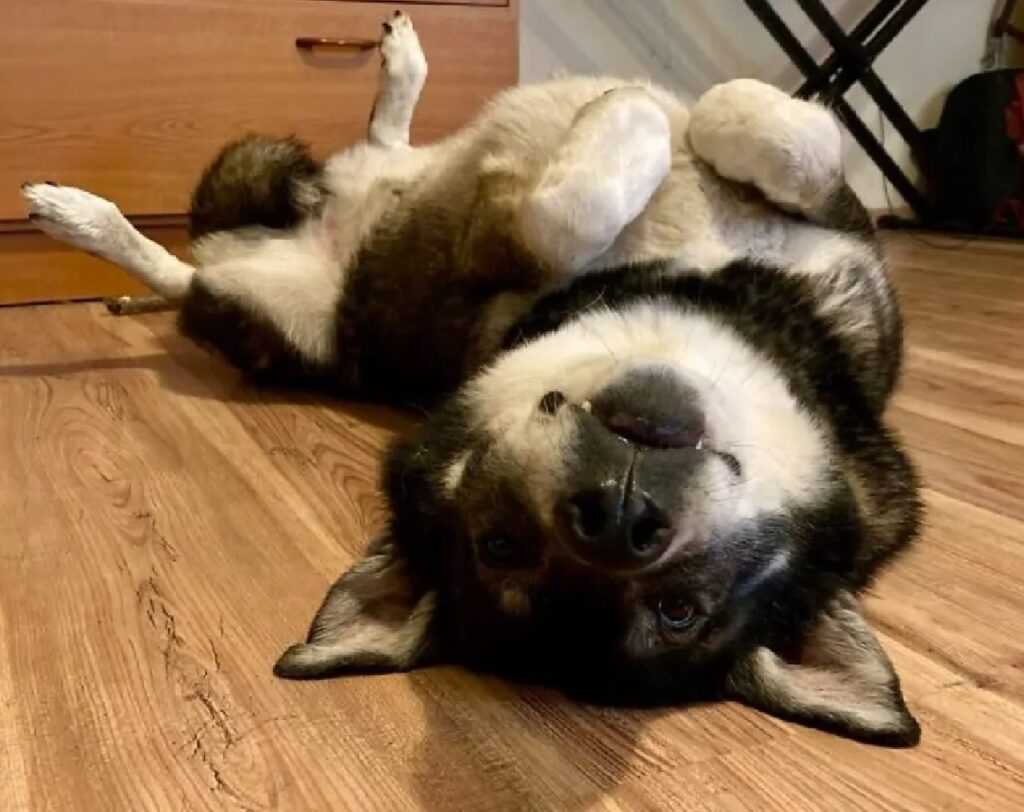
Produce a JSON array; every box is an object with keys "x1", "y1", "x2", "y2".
[
  {"x1": 992, "y1": 0, "x2": 1024, "y2": 45},
  {"x1": 743, "y1": 0, "x2": 934, "y2": 224}
]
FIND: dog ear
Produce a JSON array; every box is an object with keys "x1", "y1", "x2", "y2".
[
  {"x1": 724, "y1": 589, "x2": 920, "y2": 746},
  {"x1": 274, "y1": 535, "x2": 440, "y2": 679}
]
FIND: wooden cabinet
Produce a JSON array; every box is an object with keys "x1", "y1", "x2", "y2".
[{"x1": 0, "y1": 0, "x2": 518, "y2": 303}]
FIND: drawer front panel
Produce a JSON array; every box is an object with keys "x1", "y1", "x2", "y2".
[{"x1": 0, "y1": 0, "x2": 518, "y2": 220}]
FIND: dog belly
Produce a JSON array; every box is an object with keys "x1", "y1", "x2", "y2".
[{"x1": 186, "y1": 224, "x2": 345, "y2": 376}]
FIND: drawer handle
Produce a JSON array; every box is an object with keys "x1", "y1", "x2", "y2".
[{"x1": 295, "y1": 37, "x2": 378, "y2": 52}]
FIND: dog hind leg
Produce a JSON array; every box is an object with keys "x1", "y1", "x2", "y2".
[
  {"x1": 368, "y1": 11, "x2": 428, "y2": 148},
  {"x1": 688, "y1": 79, "x2": 871, "y2": 233}
]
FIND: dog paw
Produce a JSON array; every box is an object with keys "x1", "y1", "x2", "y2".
[
  {"x1": 521, "y1": 87, "x2": 671, "y2": 270},
  {"x1": 689, "y1": 79, "x2": 842, "y2": 212},
  {"x1": 380, "y1": 11, "x2": 427, "y2": 90},
  {"x1": 21, "y1": 183, "x2": 129, "y2": 253}
]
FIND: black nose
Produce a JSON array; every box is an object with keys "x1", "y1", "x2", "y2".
[{"x1": 562, "y1": 483, "x2": 673, "y2": 568}]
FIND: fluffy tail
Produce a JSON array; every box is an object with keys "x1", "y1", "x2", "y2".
[{"x1": 21, "y1": 182, "x2": 195, "y2": 301}]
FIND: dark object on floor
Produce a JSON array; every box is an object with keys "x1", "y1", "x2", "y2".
[
  {"x1": 104, "y1": 294, "x2": 171, "y2": 316},
  {"x1": 924, "y1": 70, "x2": 1024, "y2": 233}
]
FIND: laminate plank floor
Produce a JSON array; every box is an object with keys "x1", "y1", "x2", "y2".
[{"x1": 1, "y1": 232, "x2": 1022, "y2": 810}]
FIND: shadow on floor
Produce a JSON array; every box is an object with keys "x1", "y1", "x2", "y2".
[
  {"x1": 400, "y1": 666, "x2": 675, "y2": 811},
  {"x1": 0, "y1": 329, "x2": 418, "y2": 436}
]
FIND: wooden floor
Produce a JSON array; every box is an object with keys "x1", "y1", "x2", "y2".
[{"x1": 1, "y1": 232, "x2": 1022, "y2": 811}]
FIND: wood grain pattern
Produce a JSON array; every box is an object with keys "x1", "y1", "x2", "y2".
[
  {"x1": 0, "y1": 232, "x2": 1022, "y2": 810},
  {"x1": 0, "y1": 0, "x2": 518, "y2": 220},
  {"x1": 0, "y1": 222, "x2": 183, "y2": 305}
]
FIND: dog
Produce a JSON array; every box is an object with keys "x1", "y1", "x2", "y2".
[{"x1": 22, "y1": 12, "x2": 921, "y2": 746}]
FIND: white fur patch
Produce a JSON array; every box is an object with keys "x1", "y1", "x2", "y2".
[
  {"x1": 369, "y1": 12, "x2": 428, "y2": 148},
  {"x1": 767, "y1": 227, "x2": 891, "y2": 360},
  {"x1": 468, "y1": 302, "x2": 829, "y2": 527},
  {"x1": 688, "y1": 79, "x2": 842, "y2": 214},
  {"x1": 442, "y1": 451, "x2": 471, "y2": 497},
  {"x1": 193, "y1": 222, "x2": 343, "y2": 364},
  {"x1": 321, "y1": 141, "x2": 438, "y2": 272},
  {"x1": 520, "y1": 87, "x2": 672, "y2": 271}
]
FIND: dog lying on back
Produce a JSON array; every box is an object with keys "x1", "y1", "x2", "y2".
[{"x1": 23, "y1": 12, "x2": 920, "y2": 746}]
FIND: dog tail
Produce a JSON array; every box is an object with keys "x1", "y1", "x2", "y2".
[{"x1": 21, "y1": 182, "x2": 196, "y2": 305}]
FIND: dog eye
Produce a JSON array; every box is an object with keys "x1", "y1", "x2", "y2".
[
  {"x1": 480, "y1": 535, "x2": 521, "y2": 568},
  {"x1": 658, "y1": 593, "x2": 699, "y2": 631}
]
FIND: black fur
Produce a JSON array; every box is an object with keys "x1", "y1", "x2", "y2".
[
  {"x1": 179, "y1": 277, "x2": 333, "y2": 386},
  {"x1": 505, "y1": 260, "x2": 899, "y2": 419},
  {"x1": 330, "y1": 200, "x2": 545, "y2": 405},
  {"x1": 813, "y1": 182, "x2": 876, "y2": 236},
  {"x1": 188, "y1": 135, "x2": 324, "y2": 240},
  {"x1": 371, "y1": 262, "x2": 921, "y2": 745},
  {"x1": 383, "y1": 398, "x2": 871, "y2": 705}
]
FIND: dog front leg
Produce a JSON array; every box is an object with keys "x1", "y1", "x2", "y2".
[
  {"x1": 367, "y1": 12, "x2": 428, "y2": 148},
  {"x1": 688, "y1": 79, "x2": 870, "y2": 232},
  {"x1": 519, "y1": 87, "x2": 672, "y2": 272}
]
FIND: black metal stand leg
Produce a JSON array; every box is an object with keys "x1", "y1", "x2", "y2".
[
  {"x1": 796, "y1": 0, "x2": 902, "y2": 97},
  {"x1": 742, "y1": 0, "x2": 933, "y2": 221},
  {"x1": 797, "y1": 0, "x2": 931, "y2": 101},
  {"x1": 797, "y1": 0, "x2": 927, "y2": 160}
]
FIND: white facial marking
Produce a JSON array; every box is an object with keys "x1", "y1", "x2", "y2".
[
  {"x1": 442, "y1": 451, "x2": 471, "y2": 497},
  {"x1": 468, "y1": 302, "x2": 830, "y2": 529}
]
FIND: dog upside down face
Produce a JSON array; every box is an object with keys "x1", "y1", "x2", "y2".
[{"x1": 275, "y1": 266, "x2": 921, "y2": 747}]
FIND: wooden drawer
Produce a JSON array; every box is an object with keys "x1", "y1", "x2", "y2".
[{"x1": 0, "y1": 0, "x2": 518, "y2": 221}]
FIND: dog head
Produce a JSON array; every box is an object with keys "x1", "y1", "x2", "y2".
[{"x1": 276, "y1": 298, "x2": 920, "y2": 747}]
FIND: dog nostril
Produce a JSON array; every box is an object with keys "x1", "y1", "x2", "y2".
[
  {"x1": 567, "y1": 490, "x2": 609, "y2": 541},
  {"x1": 629, "y1": 502, "x2": 671, "y2": 554},
  {"x1": 564, "y1": 488, "x2": 673, "y2": 566}
]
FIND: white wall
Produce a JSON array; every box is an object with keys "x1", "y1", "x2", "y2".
[{"x1": 520, "y1": 0, "x2": 1001, "y2": 210}]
